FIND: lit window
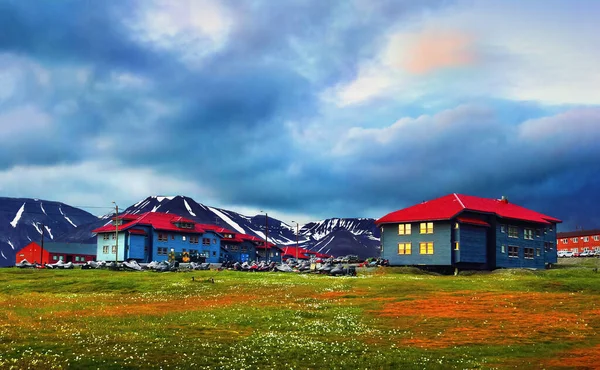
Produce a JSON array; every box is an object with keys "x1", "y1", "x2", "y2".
[
  {"x1": 524, "y1": 247, "x2": 534, "y2": 259},
  {"x1": 508, "y1": 226, "x2": 518, "y2": 238},
  {"x1": 419, "y1": 242, "x2": 434, "y2": 255},
  {"x1": 501, "y1": 245, "x2": 506, "y2": 253},
  {"x1": 508, "y1": 246, "x2": 519, "y2": 258},
  {"x1": 454, "y1": 223, "x2": 459, "y2": 229},
  {"x1": 536, "y1": 248, "x2": 541, "y2": 257},
  {"x1": 524, "y1": 229, "x2": 533, "y2": 240},
  {"x1": 500, "y1": 225, "x2": 506, "y2": 233},
  {"x1": 420, "y1": 222, "x2": 434, "y2": 234},
  {"x1": 398, "y1": 224, "x2": 411, "y2": 235},
  {"x1": 53, "y1": 256, "x2": 58, "y2": 261},
  {"x1": 454, "y1": 242, "x2": 459, "y2": 251},
  {"x1": 182, "y1": 236, "x2": 186, "y2": 241},
  {"x1": 397, "y1": 243, "x2": 412, "y2": 255}
]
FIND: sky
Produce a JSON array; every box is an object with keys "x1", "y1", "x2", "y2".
[{"x1": 0, "y1": 0, "x2": 599, "y2": 229}]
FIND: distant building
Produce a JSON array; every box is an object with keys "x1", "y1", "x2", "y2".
[
  {"x1": 92, "y1": 212, "x2": 222, "y2": 263},
  {"x1": 376, "y1": 194, "x2": 561, "y2": 270},
  {"x1": 16, "y1": 242, "x2": 96, "y2": 265},
  {"x1": 201, "y1": 225, "x2": 262, "y2": 263},
  {"x1": 556, "y1": 229, "x2": 600, "y2": 254}
]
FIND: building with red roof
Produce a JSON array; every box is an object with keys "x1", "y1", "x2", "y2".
[
  {"x1": 93, "y1": 212, "x2": 223, "y2": 263},
  {"x1": 376, "y1": 194, "x2": 561, "y2": 270}
]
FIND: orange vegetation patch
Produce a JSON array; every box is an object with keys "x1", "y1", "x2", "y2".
[
  {"x1": 316, "y1": 289, "x2": 368, "y2": 300},
  {"x1": 544, "y1": 344, "x2": 600, "y2": 369},
  {"x1": 376, "y1": 291, "x2": 593, "y2": 348}
]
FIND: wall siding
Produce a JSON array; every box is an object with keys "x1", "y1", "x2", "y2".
[
  {"x1": 457, "y1": 225, "x2": 488, "y2": 264},
  {"x1": 382, "y1": 222, "x2": 452, "y2": 266},
  {"x1": 495, "y1": 221, "x2": 548, "y2": 269}
]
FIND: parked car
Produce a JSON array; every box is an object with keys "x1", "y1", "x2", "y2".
[
  {"x1": 580, "y1": 251, "x2": 592, "y2": 257},
  {"x1": 558, "y1": 251, "x2": 573, "y2": 258}
]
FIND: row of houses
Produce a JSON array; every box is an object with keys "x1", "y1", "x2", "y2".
[{"x1": 92, "y1": 212, "x2": 284, "y2": 263}]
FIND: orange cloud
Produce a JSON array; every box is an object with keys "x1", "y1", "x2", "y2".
[{"x1": 401, "y1": 30, "x2": 476, "y2": 74}]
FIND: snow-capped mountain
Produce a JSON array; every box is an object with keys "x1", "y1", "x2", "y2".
[
  {"x1": 0, "y1": 197, "x2": 99, "y2": 267},
  {"x1": 1, "y1": 195, "x2": 382, "y2": 266}
]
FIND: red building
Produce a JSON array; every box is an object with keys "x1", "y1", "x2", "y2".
[
  {"x1": 16, "y1": 242, "x2": 96, "y2": 265},
  {"x1": 556, "y1": 229, "x2": 600, "y2": 254}
]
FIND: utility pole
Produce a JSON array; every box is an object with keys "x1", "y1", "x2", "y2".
[
  {"x1": 113, "y1": 202, "x2": 119, "y2": 264},
  {"x1": 265, "y1": 212, "x2": 268, "y2": 262},
  {"x1": 40, "y1": 223, "x2": 44, "y2": 264},
  {"x1": 292, "y1": 221, "x2": 299, "y2": 261}
]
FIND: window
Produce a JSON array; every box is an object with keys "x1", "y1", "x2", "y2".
[
  {"x1": 562, "y1": 238, "x2": 568, "y2": 244},
  {"x1": 454, "y1": 222, "x2": 459, "y2": 229},
  {"x1": 397, "y1": 243, "x2": 412, "y2": 255},
  {"x1": 572, "y1": 237, "x2": 578, "y2": 243},
  {"x1": 594, "y1": 236, "x2": 599, "y2": 241},
  {"x1": 419, "y1": 242, "x2": 434, "y2": 255},
  {"x1": 500, "y1": 225, "x2": 506, "y2": 233},
  {"x1": 112, "y1": 245, "x2": 117, "y2": 254},
  {"x1": 241, "y1": 246, "x2": 248, "y2": 253},
  {"x1": 524, "y1": 247, "x2": 534, "y2": 259},
  {"x1": 190, "y1": 236, "x2": 199, "y2": 244},
  {"x1": 544, "y1": 242, "x2": 554, "y2": 251},
  {"x1": 212, "y1": 251, "x2": 216, "y2": 256},
  {"x1": 535, "y1": 229, "x2": 541, "y2": 238},
  {"x1": 420, "y1": 222, "x2": 433, "y2": 234},
  {"x1": 103, "y1": 246, "x2": 109, "y2": 254},
  {"x1": 103, "y1": 234, "x2": 109, "y2": 240},
  {"x1": 202, "y1": 238, "x2": 211, "y2": 245},
  {"x1": 53, "y1": 255, "x2": 58, "y2": 261},
  {"x1": 454, "y1": 242, "x2": 459, "y2": 251},
  {"x1": 182, "y1": 236, "x2": 186, "y2": 241},
  {"x1": 501, "y1": 245, "x2": 506, "y2": 253},
  {"x1": 508, "y1": 226, "x2": 518, "y2": 238},
  {"x1": 508, "y1": 246, "x2": 519, "y2": 258},
  {"x1": 75, "y1": 256, "x2": 79, "y2": 262},
  {"x1": 190, "y1": 249, "x2": 198, "y2": 255},
  {"x1": 548, "y1": 225, "x2": 553, "y2": 232},
  {"x1": 171, "y1": 234, "x2": 175, "y2": 240},
  {"x1": 583, "y1": 237, "x2": 589, "y2": 242},
  {"x1": 212, "y1": 239, "x2": 216, "y2": 244},
  {"x1": 536, "y1": 248, "x2": 541, "y2": 257},
  {"x1": 229, "y1": 245, "x2": 239, "y2": 251},
  {"x1": 157, "y1": 247, "x2": 167, "y2": 255},
  {"x1": 524, "y1": 229, "x2": 533, "y2": 240},
  {"x1": 158, "y1": 233, "x2": 168, "y2": 241},
  {"x1": 112, "y1": 233, "x2": 116, "y2": 240},
  {"x1": 398, "y1": 224, "x2": 412, "y2": 235}
]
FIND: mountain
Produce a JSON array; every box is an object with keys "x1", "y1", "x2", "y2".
[
  {"x1": 0, "y1": 197, "x2": 99, "y2": 267},
  {"x1": 1, "y1": 195, "x2": 382, "y2": 266}
]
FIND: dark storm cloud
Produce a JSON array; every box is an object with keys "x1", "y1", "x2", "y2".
[{"x1": 1, "y1": 0, "x2": 598, "y2": 230}]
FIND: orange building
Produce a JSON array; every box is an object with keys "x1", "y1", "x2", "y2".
[
  {"x1": 556, "y1": 229, "x2": 600, "y2": 254},
  {"x1": 15, "y1": 242, "x2": 96, "y2": 264}
]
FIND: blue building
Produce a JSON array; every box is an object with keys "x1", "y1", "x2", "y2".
[
  {"x1": 376, "y1": 194, "x2": 561, "y2": 271},
  {"x1": 93, "y1": 212, "x2": 222, "y2": 263}
]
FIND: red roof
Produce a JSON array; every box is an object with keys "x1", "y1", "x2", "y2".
[
  {"x1": 128, "y1": 229, "x2": 148, "y2": 235},
  {"x1": 281, "y1": 246, "x2": 311, "y2": 259},
  {"x1": 457, "y1": 217, "x2": 490, "y2": 227},
  {"x1": 93, "y1": 212, "x2": 206, "y2": 234},
  {"x1": 376, "y1": 194, "x2": 561, "y2": 225}
]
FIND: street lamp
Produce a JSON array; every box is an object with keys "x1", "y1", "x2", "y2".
[{"x1": 291, "y1": 221, "x2": 299, "y2": 261}]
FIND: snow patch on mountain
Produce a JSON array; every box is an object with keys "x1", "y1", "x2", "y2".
[
  {"x1": 0, "y1": 250, "x2": 6, "y2": 260},
  {"x1": 60, "y1": 207, "x2": 77, "y2": 228},
  {"x1": 10, "y1": 203, "x2": 25, "y2": 228},
  {"x1": 7, "y1": 240, "x2": 15, "y2": 250},
  {"x1": 208, "y1": 207, "x2": 245, "y2": 234},
  {"x1": 40, "y1": 203, "x2": 47, "y2": 215},
  {"x1": 184, "y1": 199, "x2": 196, "y2": 217},
  {"x1": 32, "y1": 222, "x2": 42, "y2": 234},
  {"x1": 44, "y1": 225, "x2": 54, "y2": 239}
]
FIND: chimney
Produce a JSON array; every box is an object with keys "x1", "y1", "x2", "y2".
[{"x1": 500, "y1": 196, "x2": 509, "y2": 204}]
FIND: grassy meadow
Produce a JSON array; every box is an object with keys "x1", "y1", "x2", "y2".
[{"x1": 1, "y1": 263, "x2": 599, "y2": 369}]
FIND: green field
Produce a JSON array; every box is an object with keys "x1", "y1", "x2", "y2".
[{"x1": 1, "y1": 264, "x2": 599, "y2": 369}]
